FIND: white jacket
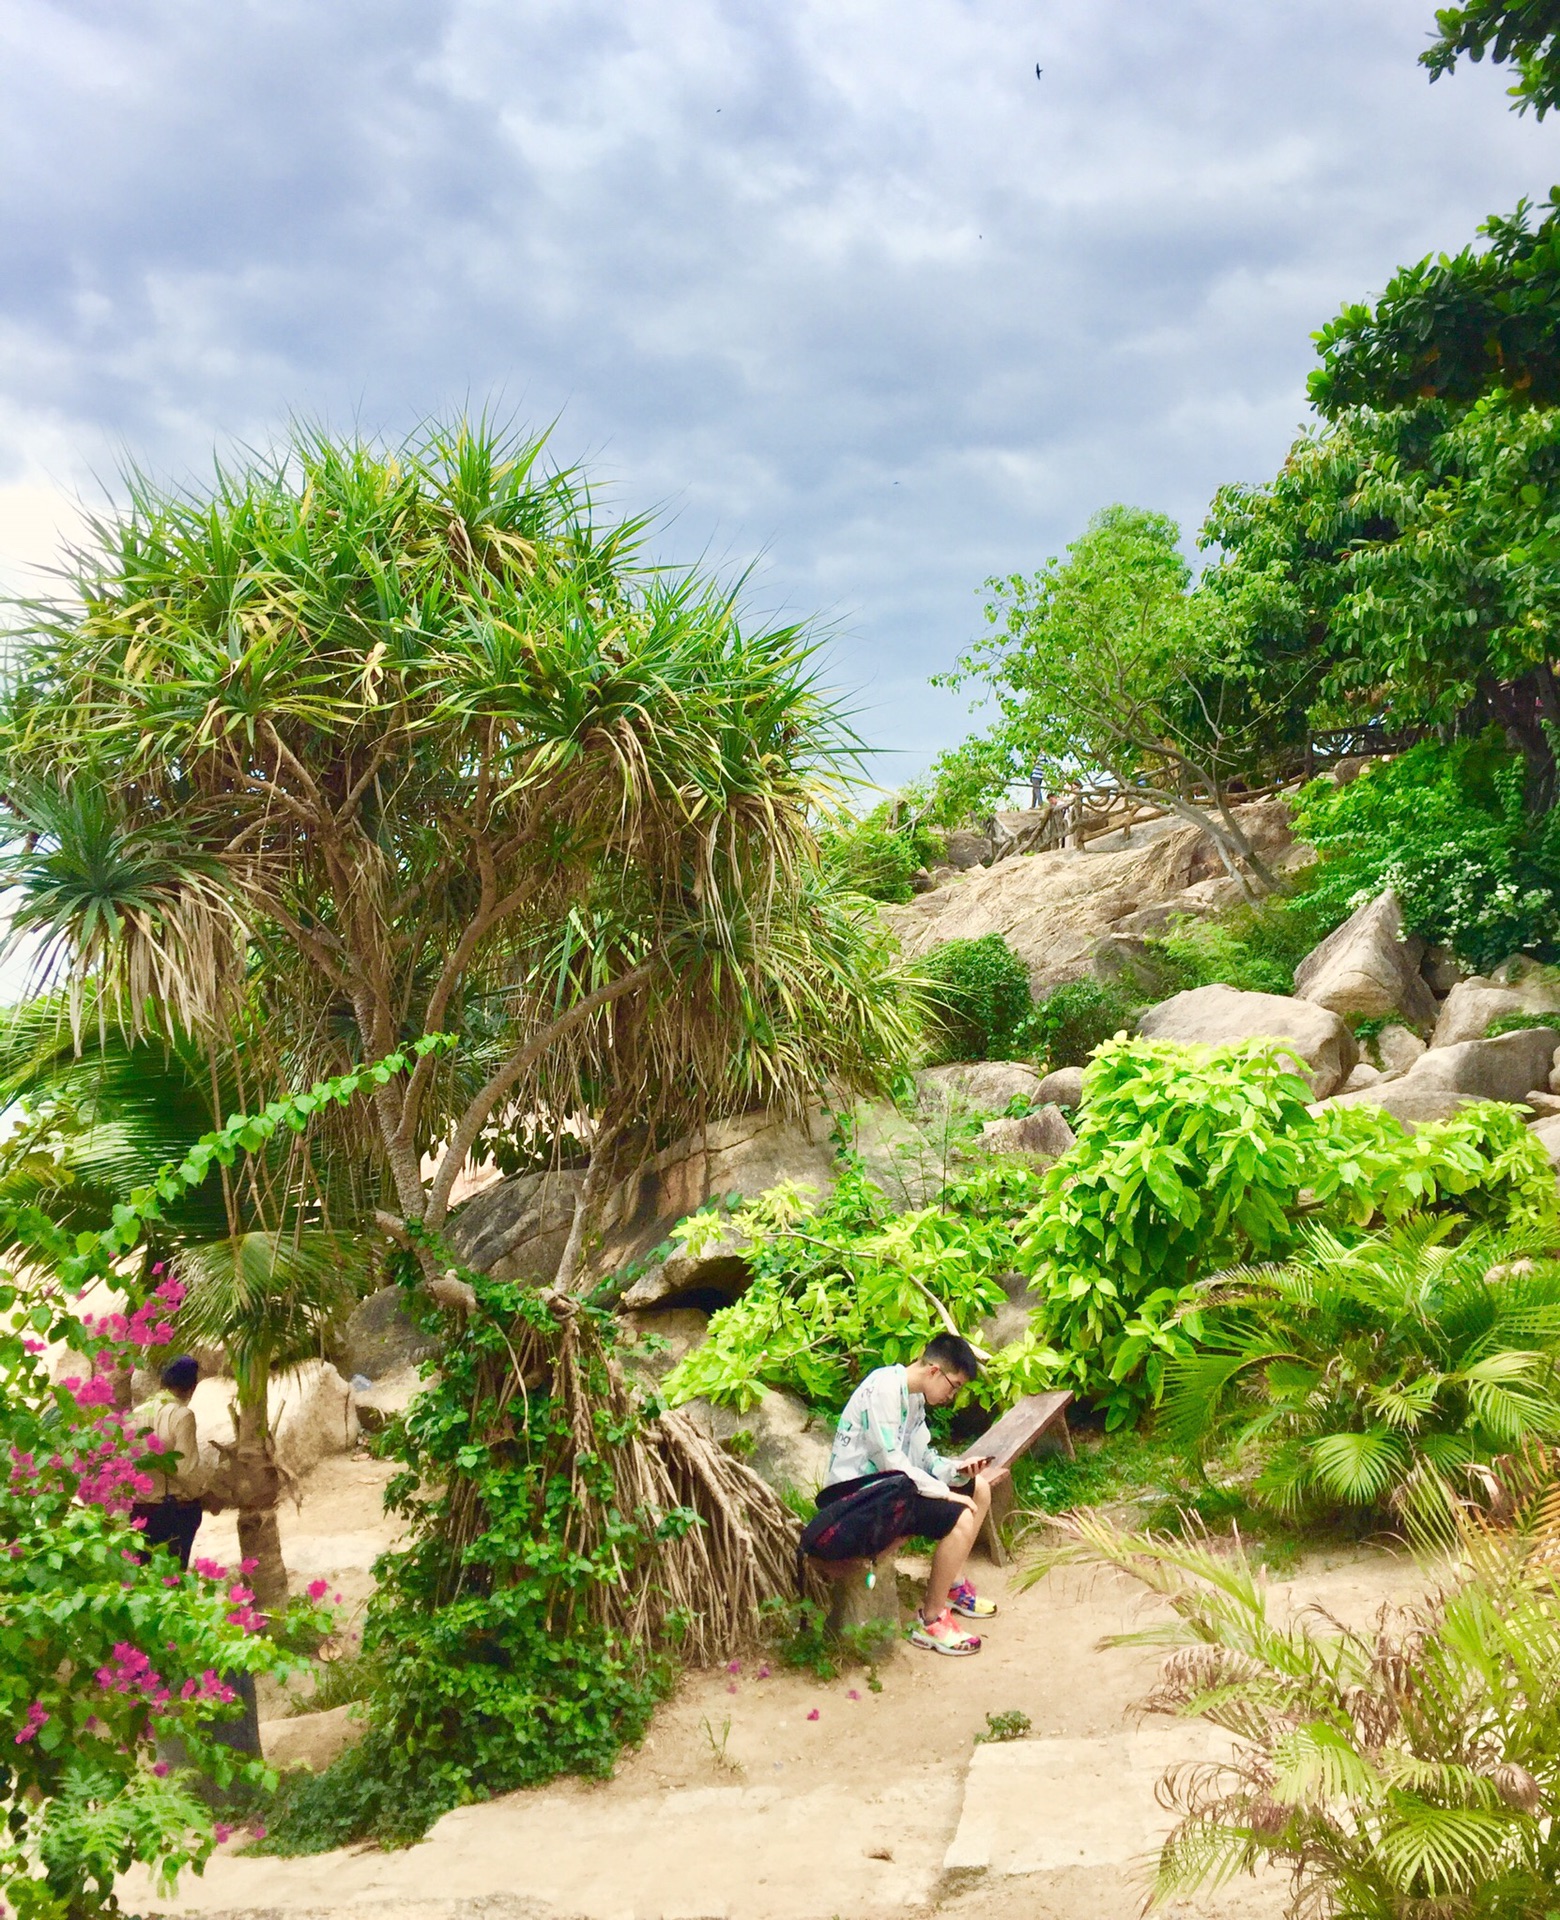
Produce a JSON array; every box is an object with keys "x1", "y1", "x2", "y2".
[{"x1": 825, "y1": 1363, "x2": 958, "y2": 1498}]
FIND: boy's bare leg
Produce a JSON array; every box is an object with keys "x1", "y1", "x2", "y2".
[{"x1": 923, "y1": 1477, "x2": 991, "y2": 1617}]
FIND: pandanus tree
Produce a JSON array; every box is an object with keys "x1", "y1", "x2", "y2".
[
  {"x1": 0, "y1": 1004, "x2": 364, "y2": 1609},
  {"x1": 0, "y1": 417, "x2": 916, "y2": 1628}
]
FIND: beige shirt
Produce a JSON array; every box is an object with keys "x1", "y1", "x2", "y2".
[{"x1": 139, "y1": 1393, "x2": 210, "y2": 1501}]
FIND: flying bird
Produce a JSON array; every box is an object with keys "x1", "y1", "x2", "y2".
[{"x1": 1035, "y1": 64, "x2": 1043, "y2": 79}]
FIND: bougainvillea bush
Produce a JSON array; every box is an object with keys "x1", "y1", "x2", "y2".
[
  {"x1": 0, "y1": 1047, "x2": 424, "y2": 1919},
  {"x1": 0, "y1": 1273, "x2": 284, "y2": 1920}
]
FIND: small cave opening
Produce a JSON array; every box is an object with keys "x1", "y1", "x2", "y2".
[{"x1": 646, "y1": 1255, "x2": 753, "y2": 1316}]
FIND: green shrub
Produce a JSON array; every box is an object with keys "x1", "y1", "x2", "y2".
[
  {"x1": 263, "y1": 1275, "x2": 672, "y2": 1853},
  {"x1": 662, "y1": 1157, "x2": 1058, "y2": 1414},
  {"x1": 1291, "y1": 734, "x2": 1560, "y2": 969},
  {"x1": 1163, "y1": 1215, "x2": 1560, "y2": 1530},
  {"x1": 1026, "y1": 978, "x2": 1136, "y2": 1070},
  {"x1": 819, "y1": 798, "x2": 943, "y2": 905},
  {"x1": 1147, "y1": 893, "x2": 1336, "y2": 998},
  {"x1": 1486, "y1": 1008, "x2": 1560, "y2": 1037},
  {"x1": 921, "y1": 933, "x2": 1036, "y2": 1061},
  {"x1": 1050, "y1": 1506, "x2": 1560, "y2": 1915}
]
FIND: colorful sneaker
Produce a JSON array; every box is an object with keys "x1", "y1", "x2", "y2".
[
  {"x1": 908, "y1": 1607, "x2": 981, "y2": 1656},
  {"x1": 948, "y1": 1579, "x2": 998, "y2": 1620}
]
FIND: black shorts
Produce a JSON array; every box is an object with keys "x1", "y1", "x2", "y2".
[{"x1": 799, "y1": 1471, "x2": 965, "y2": 1565}]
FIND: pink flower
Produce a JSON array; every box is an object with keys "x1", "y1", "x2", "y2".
[
  {"x1": 240, "y1": 1558, "x2": 259, "y2": 1574},
  {"x1": 14, "y1": 1702, "x2": 48, "y2": 1744},
  {"x1": 726, "y1": 1659, "x2": 741, "y2": 1674},
  {"x1": 162, "y1": 1575, "x2": 181, "y2": 1588},
  {"x1": 213, "y1": 1823, "x2": 232, "y2": 1845},
  {"x1": 192, "y1": 1558, "x2": 227, "y2": 1581},
  {"x1": 152, "y1": 1761, "x2": 169, "y2": 1778},
  {"x1": 251, "y1": 1823, "x2": 266, "y2": 1840},
  {"x1": 806, "y1": 1708, "x2": 820, "y2": 1722},
  {"x1": 726, "y1": 1682, "x2": 738, "y2": 1694},
  {"x1": 847, "y1": 1689, "x2": 861, "y2": 1701},
  {"x1": 757, "y1": 1664, "x2": 771, "y2": 1679},
  {"x1": 306, "y1": 1579, "x2": 329, "y2": 1602},
  {"x1": 225, "y1": 1585, "x2": 255, "y2": 1606}
]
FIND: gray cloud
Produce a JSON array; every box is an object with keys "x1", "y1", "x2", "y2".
[{"x1": 0, "y1": 0, "x2": 1553, "y2": 777}]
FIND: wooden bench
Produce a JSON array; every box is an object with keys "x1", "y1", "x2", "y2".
[{"x1": 969, "y1": 1388, "x2": 1074, "y2": 1567}]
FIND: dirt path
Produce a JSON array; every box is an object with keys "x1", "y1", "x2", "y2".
[{"x1": 126, "y1": 1453, "x2": 1424, "y2": 1920}]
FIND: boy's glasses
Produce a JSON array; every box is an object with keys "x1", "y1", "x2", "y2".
[{"x1": 925, "y1": 1363, "x2": 968, "y2": 1402}]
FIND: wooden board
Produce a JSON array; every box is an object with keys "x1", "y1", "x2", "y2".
[{"x1": 963, "y1": 1389, "x2": 1073, "y2": 1470}]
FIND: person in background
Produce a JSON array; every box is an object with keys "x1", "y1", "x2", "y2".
[
  {"x1": 817, "y1": 1333, "x2": 1008, "y2": 1656},
  {"x1": 1030, "y1": 762, "x2": 1047, "y2": 810},
  {"x1": 131, "y1": 1354, "x2": 213, "y2": 1569}
]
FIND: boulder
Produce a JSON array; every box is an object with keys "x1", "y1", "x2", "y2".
[
  {"x1": 1292, "y1": 890, "x2": 1436, "y2": 1027},
  {"x1": 261, "y1": 1703, "x2": 364, "y2": 1773},
  {"x1": 1322, "y1": 1080, "x2": 1473, "y2": 1128},
  {"x1": 915, "y1": 1061, "x2": 1043, "y2": 1115},
  {"x1": 943, "y1": 827, "x2": 995, "y2": 870},
  {"x1": 191, "y1": 1360, "x2": 359, "y2": 1482},
  {"x1": 617, "y1": 1307, "x2": 713, "y2": 1383},
  {"x1": 1376, "y1": 1023, "x2": 1427, "y2": 1076},
  {"x1": 978, "y1": 1104, "x2": 1076, "y2": 1161},
  {"x1": 679, "y1": 1389, "x2": 832, "y2": 1497},
  {"x1": 1431, "y1": 965, "x2": 1560, "y2": 1048},
  {"x1": 1036, "y1": 1065, "x2": 1085, "y2": 1109},
  {"x1": 617, "y1": 1226, "x2": 753, "y2": 1312},
  {"x1": 350, "y1": 1364, "x2": 428, "y2": 1431},
  {"x1": 1529, "y1": 1090, "x2": 1560, "y2": 1118},
  {"x1": 1422, "y1": 945, "x2": 1468, "y2": 996},
  {"x1": 880, "y1": 799, "x2": 1295, "y2": 995},
  {"x1": 1136, "y1": 984, "x2": 1358, "y2": 1098},
  {"x1": 341, "y1": 1286, "x2": 440, "y2": 1381},
  {"x1": 1406, "y1": 1028, "x2": 1560, "y2": 1105},
  {"x1": 1339, "y1": 1062, "x2": 1384, "y2": 1092},
  {"x1": 444, "y1": 1167, "x2": 584, "y2": 1282},
  {"x1": 608, "y1": 1109, "x2": 838, "y2": 1236},
  {"x1": 1526, "y1": 1116, "x2": 1560, "y2": 1169}
]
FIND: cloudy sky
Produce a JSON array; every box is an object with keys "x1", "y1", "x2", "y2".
[{"x1": 0, "y1": 0, "x2": 1554, "y2": 784}]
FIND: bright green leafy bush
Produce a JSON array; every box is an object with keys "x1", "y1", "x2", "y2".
[
  {"x1": 1146, "y1": 894, "x2": 1337, "y2": 997},
  {"x1": 1291, "y1": 736, "x2": 1560, "y2": 968},
  {"x1": 1163, "y1": 1215, "x2": 1560, "y2": 1530},
  {"x1": 662, "y1": 1157, "x2": 1058, "y2": 1415},
  {"x1": 1015, "y1": 1039, "x2": 1560, "y2": 1426},
  {"x1": 818, "y1": 797, "x2": 943, "y2": 905},
  {"x1": 920, "y1": 933, "x2": 1036, "y2": 1062}
]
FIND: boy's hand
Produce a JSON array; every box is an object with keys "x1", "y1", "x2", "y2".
[
  {"x1": 955, "y1": 1452, "x2": 993, "y2": 1477},
  {"x1": 974, "y1": 1461, "x2": 1010, "y2": 1488}
]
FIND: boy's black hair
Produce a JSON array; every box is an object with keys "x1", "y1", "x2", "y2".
[
  {"x1": 922, "y1": 1332, "x2": 980, "y2": 1381},
  {"x1": 160, "y1": 1354, "x2": 200, "y2": 1395}
]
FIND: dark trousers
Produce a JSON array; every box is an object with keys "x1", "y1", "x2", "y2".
[{"x1": 131, "y1": 1496, "x2": 204, "y2": 1570}]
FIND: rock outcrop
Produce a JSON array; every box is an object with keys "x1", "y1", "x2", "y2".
[
  {"x1": 1137, "y1": 984, "x2": 1358, "y2": 1098},
  {"x1": 678, "y1": 1389, "x2": 832, "y2": 1496},
  {"x1": 1293, "y1": 890, "x2": 1437, "y2": 1028},
  {"x1": 1376, "y1": 1024, "x2": 1427, "y2": 1075},
  {"x1": 915, "y1": 1061, "x2": 1043, "y2": 1114},
  {"x1": 880, "y1": 800, "x2": 1296, "y2": 995},
  {"x1": 444, "y1": 1168, "x2": 585, "y2": 1283},
  {"x1": 1324, "y1": 1080, "x2": 1475, "y2": 1128},
  {"x1": 1404, "y1": 1027, "x2": 1560, "y2": 1105},
  {"x1": 342, "y1": 1286, "x2": 441, "y2": 1381},
  {"x1": 1431, "y1": 962, "x2": 1560, "y2": 1047},
  {"x1": 978, "y1": 1105, "x2": 1076, "y2": 1160},
  {"x1": 1035, "y1": 1065, "x2": 1086, "y2": 1109}
]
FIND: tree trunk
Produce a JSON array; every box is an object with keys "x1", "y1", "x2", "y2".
[{"x1": 233, "y1": 1389, "x2": 289, "y2": 1618}]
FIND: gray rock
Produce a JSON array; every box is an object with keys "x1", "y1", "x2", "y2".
[
  {"x1": 616, "y1": 1306, "x2": 713, "y2": 1382},
  {"x1": 980, "y1": 1299, "x2": 1033, "y2": 1349},
  {"x1": 1322, "y1": 1080, "x2": 1474, "y2": 1129},
  {"x1": 1293, "y1": 889, "x2": 1436, "y2": 1027},
  {"x1": 1408, "y1": 1027, "x2": 1560, "y2": 1105},
  {"x1": 618, "y1": 1226, "x2": 753, "y2": 1312},
  {"x1": 1036, "y1": 1065, "x2": 1085, "y2": 1109},
  {"x1": 444, "y1": 1168, "x2": 584, "y2": 1282},
  {"x1": 943, "y1": 827, "x2": 995, "y2": 870},
  {"x1": 1527, "y1": 1115, "x2": 1560, "y2": 1169},
  {"x1": 1137, "y1": 984, "x2": 1358, "y2": 1099},
  {"x1": 1524, "y1": 1091, "x2": 1560, "y2": 1118},
  {"x1": 1328, "y1": 755, "x2": 1372, "y2": 786},
  {"x1": 908, "y1": 868, "x2": 938, "y2": 894},
  {"x1": 880, "y1": 798, "x2": 1294, "y2": 996},
  {"x1": 680, "y1": 1389, "x2": 832, "y2": 1497},
  {"x1": 1376, "y1": 1023, "x2": 1427, "y2": 1075},
  {"x1": 1432, "y1": 965, "x2": 1560, "y2": 1047},
  {"x1": 1339, "y1": 1062, "x2": 1384, "y2": 1092},
  {"x1": 603, "y1": 1109, "x2": 838, "y2": 1250},
  {"x1": 1422, "y1": 945, "x2": 1468, "y2": 996},
  {"x1": 916, "y1": 1060, "x2": 1043, "y2": 1115},
  {"x1": 978, "y1": 1104, "x2": 1076, "y2": 1161},
  {"x1": 342, "y1": 1286, "x2": 440, "y2": 1381}
]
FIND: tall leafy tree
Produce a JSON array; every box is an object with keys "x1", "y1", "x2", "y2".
[
  {"x1": 933, "y1": 506, "x2": 1310, "y2": 891},
  {"x1": 0, "y1": 420, "x2": 914, "y2": 1281}
]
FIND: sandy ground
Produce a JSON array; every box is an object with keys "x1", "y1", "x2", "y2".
[{"x1": 124, "y1": 1449, "x2": 1428, "y2": 1920}]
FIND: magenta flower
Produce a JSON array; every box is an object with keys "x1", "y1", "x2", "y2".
[
  {"x1": 847, "y1": 1689, "x2": 861, "y2": 1701},
  {"x1": 806, "y1": 1708, "x2": 820, "y2": 1721},
  {"x1": 213, "y1": 1823, "x2": 232, "y2": 1845},
  {"x1": 152, "y1": 1761, "x2": 170, "y2": 1778},
  {"x1": 757, "y1": 1663, "x2": 771, "y2": 1679},
  {"x1": 306, "y1": 1578, "x2": 330, "y2": 1602}
]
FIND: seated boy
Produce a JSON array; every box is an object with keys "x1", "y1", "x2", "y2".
[{"x1": 813, "y1": 1332, "x2": 1008, "y2": 1656}]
